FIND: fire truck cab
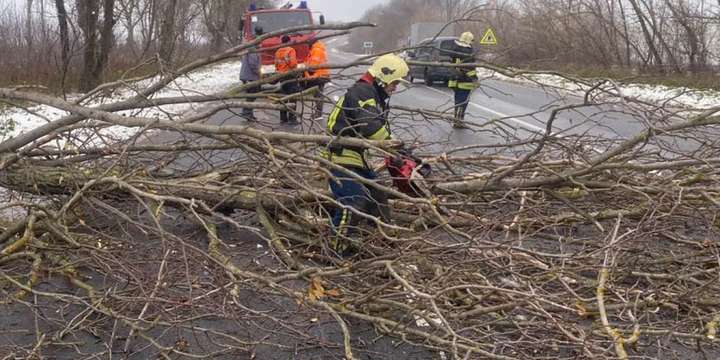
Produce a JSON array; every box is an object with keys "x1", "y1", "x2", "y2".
[{"x1": 240, "y1": 1, "x2": 325, "y2": 77}]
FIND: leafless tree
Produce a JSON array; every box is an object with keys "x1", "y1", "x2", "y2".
[
  {"x1": 54, "y1": 0, "x2": 71, "y2": 90},
  {"x1": 25, "y1": 0, "x2": 33, "y2": 51},
  {"x1": 77, "y1": 0, "x2": 116, "y2": 91},
  {"x1": 2, "y1": 18, "x2": 720, "y2": 359}
]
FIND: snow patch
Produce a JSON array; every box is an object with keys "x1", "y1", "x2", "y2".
[
  {"x1": 476, "y1": 67, "x2": 720, "y2": 110},
  {"x1": 1, "y1": 61, "x2": 244, "y2": 145}
]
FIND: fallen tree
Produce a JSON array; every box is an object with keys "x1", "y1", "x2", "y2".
[{"x1": 1, "y1": 22, "x2": 719, "y2": 360}]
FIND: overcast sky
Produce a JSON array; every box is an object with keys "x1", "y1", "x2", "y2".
[
  {"x1": 307, "y1": 0, "x2": 389, "y2": 22},
  {"x1": 4, "y1": 0, "x2": 391, "y2": 23}
]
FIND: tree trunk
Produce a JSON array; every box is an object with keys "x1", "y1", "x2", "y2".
[
  {"x1": 201, "y1": 0, "x2": 225, "y2": 53},
  {"x1": 140, "y1": 0, "x2": 158, "y2": 58},
  {"x1": 127, "y1": 21, "x2": 136, "y2": 55},
  {"x1": 25, "y1": 0, "x2": 34, "y2": 51},
  {"x1": 121, "y1": 0, "x2": 138, "y2": 54},
  {"x1": 78, "y1": 0, "x2": 100, "y2": 91},
  {"x1": 617, "y1": 0, "x2": 632, "y2": 66},
  {"x1": 54, "y1": 0, "x2": 71, "y2": 92},
  {"x1": 92, "y1": 0, "x2": 115, "y2": 84},
  {"x1": 627, "y1": 0, "x2": 664, "y2": 70},
  {"x1": 158, "y1": 0, "x2": 179, "y2": 65},
  {"x1": 40, "y1": 0, "x2": 48, "y2": 42},
  {"x1": 78, "y1": 0, "x2": 115, "y2": 92},
  {"x1": 665, "y1": 0, "x2": 702, "y2": 72},
  {"x1": 640, "y1": 0, "x2": 681, "y2": 73}
]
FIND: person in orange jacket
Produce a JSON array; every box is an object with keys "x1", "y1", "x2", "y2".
[
  {"x1": 303, "y1": 40, "x2": 330, "y2": 118},
  {"x1": 275, "y1": 35, "x2": 300, "y2": 124}
]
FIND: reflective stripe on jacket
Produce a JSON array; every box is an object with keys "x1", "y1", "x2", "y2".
[
  {"x1": 448, "y1": 42, "x2": 478, "y2": 90},
  {"x1": 321, "y1": 75, "x2": 391, "y2": 168},
  {"x1": 275, "y1": 46, "x2": 297, "y2": 73}
]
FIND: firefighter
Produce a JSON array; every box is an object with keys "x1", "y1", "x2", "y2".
[
  {"x1": 303, "y1": 40, "x2": 330, "y2": 118},
  {"x1": 447, "y1": 31, "x2": 478, "y2": 128},
  {"x1": 274, "y1": 35, "x2": 300, "y2": 124},
  {"x1": 320, "y1": 53, "x2": 409, "y2": 257},
  {"x1": 238, "y1": 26, "x2": 264, "y2": 121}
]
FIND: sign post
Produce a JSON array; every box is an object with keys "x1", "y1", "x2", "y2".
[{"x1": 363, "y1": 41, "x2": 374, "y2": 55}]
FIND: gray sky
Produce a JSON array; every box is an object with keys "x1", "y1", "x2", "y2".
[
  {"x1": 4, "y1": 0, "x2": 391, "y2": 23},
  {"x1": 307, "y1": 0, "x2": 389, "y2": 22}
]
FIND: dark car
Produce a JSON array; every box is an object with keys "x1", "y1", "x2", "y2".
[{"x1": 406, "y1": 36, "x2": 459, "y2": 86}]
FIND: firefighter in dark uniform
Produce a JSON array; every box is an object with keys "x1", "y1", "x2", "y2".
[
  {"x1": 447, "y1": 31, "x2": 478, "y2": 128},
  {"x1": 320, "y1": 54, "x2": 409, "y2": 256}
]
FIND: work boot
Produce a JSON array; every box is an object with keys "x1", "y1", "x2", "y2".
[
  {"x1": 286, "y1": 112, "x2": 300, "y2": 125},
  {"x1": 314, "y1": 102, "x2": 323, "y2": 119},
  {"x1": 280, "y1": 111, "x2": 288, "y2": 123},
  {"x1": 453, "y1": 121, "x2": 468, "y2": 129},
  {"x1": 242, "y1": 111, "x2": 256, "y2": 122},
  {"x1": 452, "y1": 107, "x2": 468, "y2": 128}
]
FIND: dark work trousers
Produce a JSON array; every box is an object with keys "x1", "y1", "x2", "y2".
[
  {"x1": 328, "y1": 167, "x2": 390, "y2": 255},
  {"x1": 241, "y1": 80, "x2": 261, "y2": 120},
  {"x1": 302, "y1": 77, "x2": 329, "y2": 118},
  {"x1": 453, "y1": 88, "x2": 471, "y2": 125},
  {"x1": 280, "y1": 80, "x2": 301, "y2": 123}
]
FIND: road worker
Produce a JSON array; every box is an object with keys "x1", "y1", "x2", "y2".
[{"x1": 275, "y1": 35, "x2": 300, "y2": 124}]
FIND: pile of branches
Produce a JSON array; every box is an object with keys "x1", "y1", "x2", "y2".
[{"x1": 1, "y1": 23, "x2": 720, "y2": 360}]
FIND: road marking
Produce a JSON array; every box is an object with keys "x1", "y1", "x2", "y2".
[{"x1": 422, "y1": 86, "x2": 545, "y2": 133}]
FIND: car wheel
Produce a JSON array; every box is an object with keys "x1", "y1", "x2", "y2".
[{"x1": 424, "y1": 69, "x2": 433, "y2": 86}]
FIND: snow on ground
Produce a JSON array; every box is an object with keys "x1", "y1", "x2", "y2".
[
  {"x1": 0, "y1": 60, "x2": 245, "y2": 219},
  {"x1": 0, "y1": 61, "x2": 244, "y2": 145},
  {"x1": 476, "y1": 67, "x2": 720, "y2": 110},
  {"x1": 2, "y1": 58, "x2": 720, "y2": 147}
]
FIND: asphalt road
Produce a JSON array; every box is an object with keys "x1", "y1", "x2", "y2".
[
  {"x1": 321, "y1": 36, "x2": 711, "y2": 158},
  {"x1": 324, "y1": 37, "x2": 636, "y2": 149}
]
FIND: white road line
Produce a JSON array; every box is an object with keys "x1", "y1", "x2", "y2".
[{"x1": 422, "y1": 86, "x2": 545, "y2": 133}]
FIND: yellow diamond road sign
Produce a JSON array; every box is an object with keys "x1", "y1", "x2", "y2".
[{"x1": 479, "y1": 28, "x2": 497, "y2": 45}]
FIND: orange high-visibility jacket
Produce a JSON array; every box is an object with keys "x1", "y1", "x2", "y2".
[
  {"x1": 304, "y1": 41, "x2": 330, "y2": 78},
  {"x1": 275, "y1": 46, "x2": 298, "y2": 73}
]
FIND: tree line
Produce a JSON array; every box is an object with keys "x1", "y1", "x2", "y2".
[
  {"x1": 0, "y1": 0, "x2": 273, "y2": 92},
  {"x1": 348, "y1": 0, "x2": 720, "y2": 74}
]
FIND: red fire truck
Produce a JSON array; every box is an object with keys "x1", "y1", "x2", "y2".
[{"x1": 240, "y1": 1, "x2": 325, "y2": 77}]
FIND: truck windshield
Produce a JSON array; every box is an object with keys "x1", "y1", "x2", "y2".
[{"x1": 251, "y1": 12, "x2": 312, "y2": 34}]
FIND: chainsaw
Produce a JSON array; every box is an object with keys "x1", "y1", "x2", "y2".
[{"x1": 384, "y1": 149, "x2": 431, "y2": 197}]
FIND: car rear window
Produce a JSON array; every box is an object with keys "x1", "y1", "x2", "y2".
[
  {"x1": 440, "y1": 40, "x2": 455, "y2": 50},
  {"x1": 438, "y1": 40, "x2": 456, "y2": 58}
]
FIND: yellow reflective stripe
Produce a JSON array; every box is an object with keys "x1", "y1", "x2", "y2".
[
  {"x1": 448, "y1": 80, "x2": 458, "y2": 88},
  {"x1": 327, "y1": 96, "x2": 344, "y2": 131},
  {"x1": 368, "y1": 124, "x2": 390, "y2": 140},
  {"x1": 358, "y1": 98, "x2": 377, "y2": 108},
  {"x1": 340, "y1": 208, "x2": 349, "y2": 228},
  {"x1": 458, "y1": 82, "x2": 477, "y2": 90},
  {"x1": 467, "y1": 70, "x2": 477, "y2": 77},
  {"x1": 319, "y1": 148, "x2": 365, "y2": 167}
]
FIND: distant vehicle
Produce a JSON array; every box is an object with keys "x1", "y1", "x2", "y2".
[
  {"x1": 240, "y1": 1, "x2": 325, "y2": 77},
  {"x1": 409, "y1": 22, "x2": 455, "y2": 46},
  {"x1": 406, "y1": 36, "x2": 459, "y2": 86}
]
